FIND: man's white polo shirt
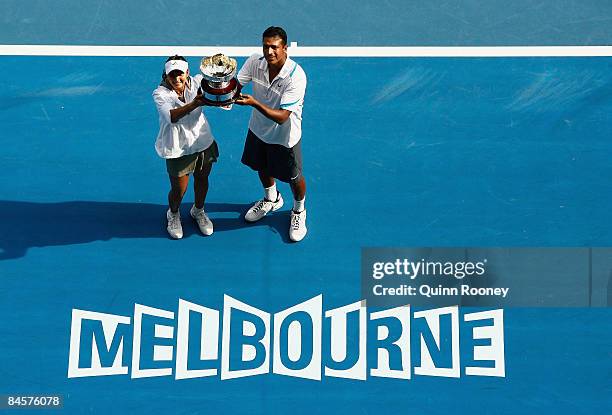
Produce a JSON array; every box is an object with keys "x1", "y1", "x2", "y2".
[
  {"x1": 237, "y1": 54, "x2": 307, "y2": 148},
  {"x1": 152, "y1": 74, "x2": 215, "y2": 159}
]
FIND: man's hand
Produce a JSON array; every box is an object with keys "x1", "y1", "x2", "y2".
[
  {"x1": 234, "y1": 93, "x2": 256, "y2": 106},
  {"x1": 234, "y1": 93, "x2": 290, "y2": 124}
]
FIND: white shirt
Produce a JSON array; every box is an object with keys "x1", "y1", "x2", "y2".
[
  {"x1": 152, "y1": 74, "x2": 215, "y2": 159},
  {"x1": 237, "y1": 54, "x2": 307, "y2": 148}
]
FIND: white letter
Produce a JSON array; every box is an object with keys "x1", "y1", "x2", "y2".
[
  {"x1": 324, "y1": 300, "x2": 367, "y2": 380},
  {"x1": 464, "y1": 309, "x2": 505, "y2": 377},
  {"x1": 175, "y1": 299, "x2": 220, "y2": 379},
  {"x1": 370, "y1": 305, "x2": 411, "y2": 380},
  {"x1": 68, "y1": 309, "x2": 130, "y2": 378},
  {"x1": 132, "y1": 304, "x2": 175, "y2": 379},
  {"x1": 221, "y1": 295, "x2": 270, "y2": 380},
  {"x1": 273, "y1": 295, "x2": 322, "y2": 380},
  {"x1": 414, "y1": 306, "x2": 459, "y2": 378}
]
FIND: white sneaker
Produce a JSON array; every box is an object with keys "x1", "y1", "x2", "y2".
[
  {"x1": 166, "y1": 209, "x2": 183, "y2": 239},
  {"x1": 289, "y1": 209, "x2": 307, "y2": 242},
  {"x1": 190, "y1": 205, "x2": 213, "y2": 236},
  {"x1": 245, "y1": 193, "x2": 284, "y2": 222}
]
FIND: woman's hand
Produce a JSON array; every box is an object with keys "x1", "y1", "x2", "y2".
[{"x1": 194, "y1": 88, "x2": 208, "y2": 106}]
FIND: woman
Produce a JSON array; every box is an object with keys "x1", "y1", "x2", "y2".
[{"x1": 152, "y1": 55, "x2": 218, "y2": 239}]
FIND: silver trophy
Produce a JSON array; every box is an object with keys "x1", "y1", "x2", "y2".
[{"x1": 199, "y1": 54, "x2": 239, "y2": 106}]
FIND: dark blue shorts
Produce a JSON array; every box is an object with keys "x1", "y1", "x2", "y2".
[{"x1": 241, "y1": 130, "x2": 303, "y2": 182}]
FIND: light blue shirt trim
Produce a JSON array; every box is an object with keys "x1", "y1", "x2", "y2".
[{"x1": 280, "y1": 99, "x2": 300, "y2": 109}]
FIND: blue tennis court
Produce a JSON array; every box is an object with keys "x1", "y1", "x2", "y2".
[{"x1": 1, "y1": 1, "x2": 611, "y2": 414}]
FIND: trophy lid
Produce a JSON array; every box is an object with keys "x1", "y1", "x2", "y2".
[{"x1": 200, "y1": 54, "x2": 237, "y2": 82}]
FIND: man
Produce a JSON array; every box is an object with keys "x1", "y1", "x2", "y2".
[
  {"x1": 152, "y1": 55, "x2": 218, "y2": 239},
  {"x1": 235, "y1": 26, "x2": 308, "y2": 242}
]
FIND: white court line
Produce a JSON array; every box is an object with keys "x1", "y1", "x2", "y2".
[{"x1": 1, "y1": 44, "x2": 611, "y2": 57}]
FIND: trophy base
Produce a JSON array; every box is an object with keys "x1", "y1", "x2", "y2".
[
  {"x1": 201, "y1": 78, "x2": 239, "y2": 107},
  {"x1": 201, "y1": 96, "x2": 237, "y2": 106}
]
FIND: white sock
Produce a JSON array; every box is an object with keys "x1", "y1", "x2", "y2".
[
  {"x1": 293, "y1": 197, "x2": 305, "y2": 213},
  {"x1": 264, "y1": 184, "x2": 278, "y2": 201}
]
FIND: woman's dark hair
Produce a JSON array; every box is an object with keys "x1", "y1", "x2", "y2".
[
  {"x1": 166, "y1": 55, "x2": 187, "y2": 63},
  {"x1": 161, "y1": 55, "x2": 188, "y2": 85},
  {"x1": 262, "y1": 26, "x2": 287, "y2": 45}
]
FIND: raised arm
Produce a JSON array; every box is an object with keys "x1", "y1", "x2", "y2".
[
  {"x1": 169, "y1": 94, "x2": 205, "y2": 123},
  {"x1": 234, "y1": 94, "x2": 291, "y2": 124}
]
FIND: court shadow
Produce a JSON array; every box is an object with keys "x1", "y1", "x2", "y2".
[{"x1": 0, "y1": 200, "x2": 292, "y2": 260}]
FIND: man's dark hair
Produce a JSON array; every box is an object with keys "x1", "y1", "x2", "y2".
[{"x1": 262, "y1": 26, "x2": 287, "y2": 45}]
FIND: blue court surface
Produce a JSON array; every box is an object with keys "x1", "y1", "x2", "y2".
[{"x1": 1, "y1": 2, "x2": 611, "y2": 414}]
